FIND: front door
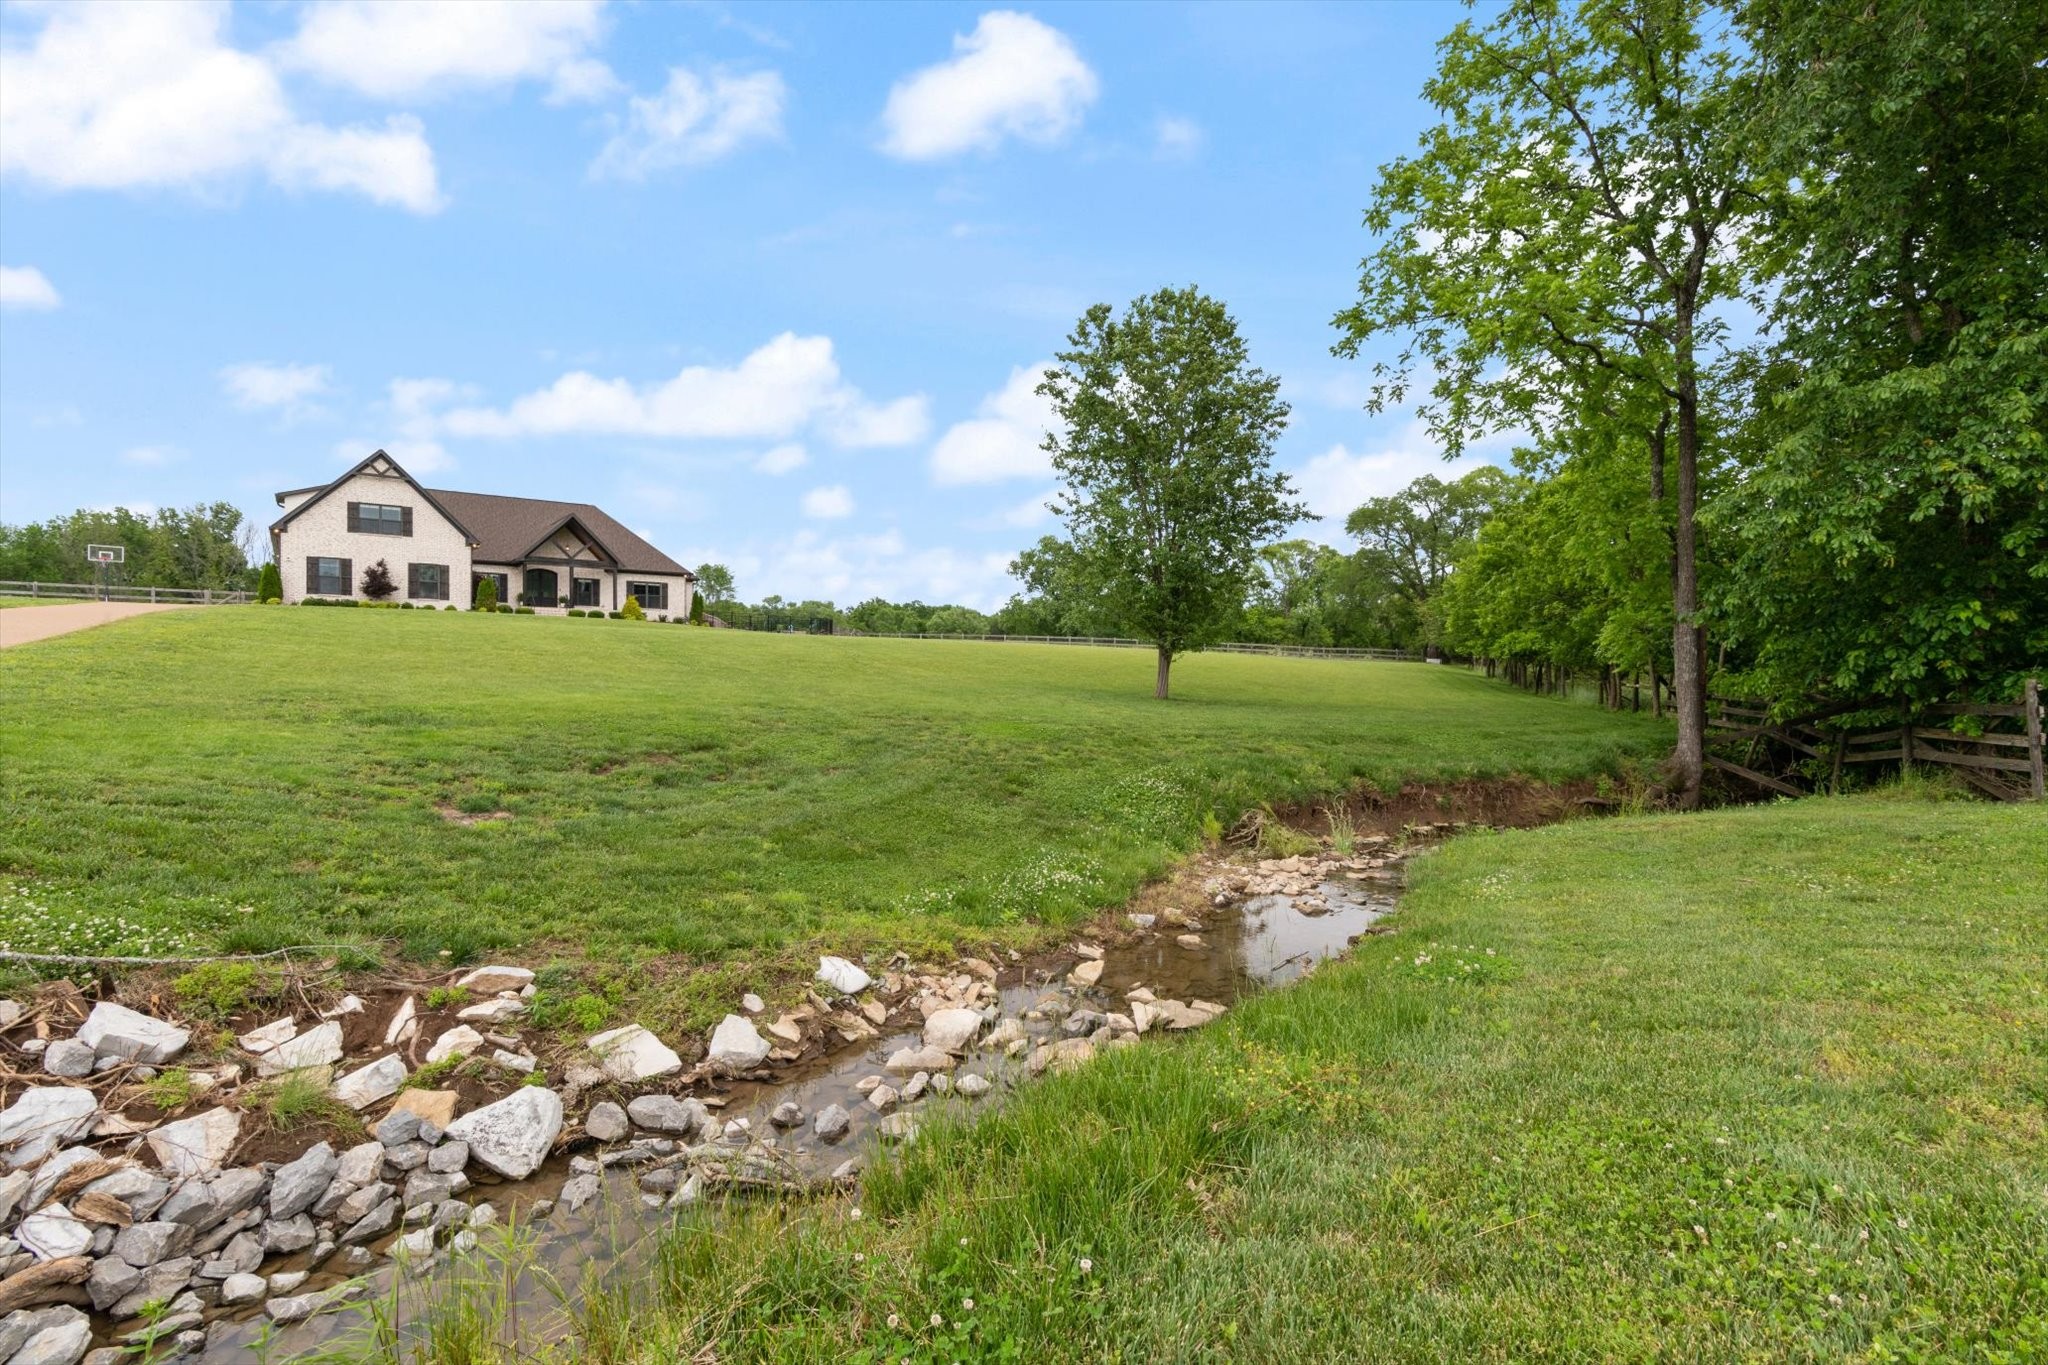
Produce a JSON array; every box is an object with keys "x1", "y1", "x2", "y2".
[{"x1": 523, "y1": 568, "x2": 558, "y2": 605}]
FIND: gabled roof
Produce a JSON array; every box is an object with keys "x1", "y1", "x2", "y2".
[
  {"x1": 270, "y1": 450, "x2": 479, "y2": 544},
  {"x1": 272, "y1": 451, "x2": 695, "y2": 579},
  {"x1": 428, "y1": 490, "x2": 691, "y2": 577}
]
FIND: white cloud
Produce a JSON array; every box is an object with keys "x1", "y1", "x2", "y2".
[
  {"x1": 440, "y1": 333, "x2": 924, "y2": 447},
  {"x1": 754, "y1": 443, "x2": 808, "y2": 475},
  {"x1": 801, "y1": 484, "x2": 855, "y2": 520},
  {"x1": 978, "y1": 488, "x2": 1059, "y2": 530},
  {"x1": 930, "y1": 361, "x2": 1059, "y2": 485},
  {"x1": 0, "y1": 265, "x2": 61, "y2": 311},
  {"x1": 692, "y1": 529, "x2": 1016, "y2": 610},
  {"x1": 219, "y1": 362, "x2": 332, "y2": 414},
  {"x1": 1291, "y1": 429, "x2": 1498, "y2": 522},
  {"x1": 1153, "y1": 115, "x2": 1203, "y2": 160},
  {"x1": 822, "y1": 394, "x2": 931, "y2": 448},
  {"x1": 591, "y1": 68, "x2": 786, "y2": 180},
  {"x1": 283, "y1": 0, "x2": 610, "y2": 102},
  {"x1": 119, "y1": 445, "x2": 182, "y2": 467},
  {"x1": 0, "y1": 2, "x2": 442, "y2": 213},
  {"x1": 879, "y1": 12, "x2": 1098, "y2": 160},
  {"x1": 547, "y1": 57, "x2": 625, "y2": 107}
]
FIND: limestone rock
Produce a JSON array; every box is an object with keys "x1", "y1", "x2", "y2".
[
  {"x1": 769, "y1": 1100, "x2": 804, "y2": 1128},
  {"x1": 384, "y1": 995, "x2": 419, "y2": 1047},
  {"x1": 922, "y1": 1008, "x2": 983, "y2": 1054},
  {"x1": 706, "y1": 1015, "x2": 771, "y2": 1073},
  {"x1": 586, "y1": 1024, "x2": 682, "y2": 1083},
  {"x1": 76, "y1": 1002, "x2": 190, "y2": 1066},
  {"x1": 455, "y1": 966, "x2": 534, "y2": 994},
  {"x1": 812, "y1": 1103, "x2": 851, "y2": 1141},
  {"x1": 456, "y1": 998, "x2": 526, "y2": 1023},
  {"x1": 220, "y1": 1272, "x2": 267, "y2": 1305},
  {"x1": 816, "y1": 956, "x2": 872, "y2": 996},
  {"x1": 423, "y1": 1024, "x2": 483, "y2": 1064},
  {"x1": 765, "y1": 1014, "x2": 803, "y2": 1046},
  {"x1": 955, "y1": 1073, "x2": 993, "y2": 1098},
  {"x1": 268, "y1": 1141, "x2": 338, "y2": 1219},
  {"x1": 236, "y1": 1017, "x2": 297, "y2": 1054},
  {"x1": 255, "y1": 1021, "x2": 343, "y2": 1076},
  {"x1": 40, "y1": 1040, "x2": 95, "y2": 1078},
  {"x1": 444, "y1": 1087, "x2": 563, "y2": 1180},
  {"x1": 625, "y1": 1095, "x2": 709, "y2": 1137},
  {"x1": 332, "y1": 1055, "x2": 408, "y2": 1110},
  {"x1": 387, "y1": 1088, "x2": 459, "y2": 1129},
  {"x1": 18, "y1": 1204, "x2": 93, "y2": 1261},
  {"x1": 5, "y1": 1305, "x2": 91, "y2": 1365},
  {"x1": 740, "y1": 993, "x2": 765, "y2": 1014},
  {"x1": 584, "y1": 1101, "x2": 628, "y2": 1142},
  {"x1": 559, "y1": 1173, "x2": 601, "y2": 1213},
  {"x1": 885, "y1": 1044, "x2": 957, "y2": 1074},
  {"x1": 145, "y1": 1107, "x2": 239, "y2": 1178},
  {"x1": 1067, "y1": 960, "x2": 1104, "y2": 989}
]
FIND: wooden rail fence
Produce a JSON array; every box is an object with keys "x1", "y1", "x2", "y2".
[
  {"x1": 1708, "y1": 678, "x2": 2045, "y2": 802},
  {"x1": 1, "y1": 579, "x2": 251, "y2": 605}
]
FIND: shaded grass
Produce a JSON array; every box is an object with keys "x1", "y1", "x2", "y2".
[
  {"x1": 572, "y1": 797, "x2": 2047, "y2": 1363},
  {"x1": 0, "y1": 609, "x2": 1662, "y2": 966}
]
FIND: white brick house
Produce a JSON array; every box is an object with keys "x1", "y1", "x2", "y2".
[{"x1": 270, "y1": 451, "x2": 697, "y2": 615}]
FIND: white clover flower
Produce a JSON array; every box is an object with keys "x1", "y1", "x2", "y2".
[
  {"x1": 961, "y1": 1298, "x2": 974, "y2": 1311},
  {"x1": 886, "y1": 1313, "x2": 900, "y2": 1329},
  {"x1": 929, "y1": 1313, "x2": 943, "y2": 1328},
  {"x1": 1077, "y1": 1257, "x2": 1092, "y2": 1274}
]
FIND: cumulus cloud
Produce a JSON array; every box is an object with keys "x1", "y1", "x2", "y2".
[
  {"x1": 440, "y1": 333, "x2": 925, "y2": 447},
  {"x1": 282, "y1": 0, "x2": 611, "y2": 102},
  {"x1": 930, "y1": 362, "x2": 1059, "y2": 485},
  {"x1": 0, "y1": 266, "x2": 61, "y2": 311},
  {"x1": 591, "y1": 68, "x2": 786, "y2": 179},
  {"x1": 547, "y1": 57, "x2": 626, "y2": 107},
  {"x1": 1153, "y1": 115, "x2": 1203, "y2": 160},
  {"x1": 1290, "y1": 428, "x2": 1500, "y2": 522},
  {"x1": 754, "y1": 443, "x2": 808, "y2": 475},
  {"x1": 801, "y1": 485, "x2": 856, "y2": 520},
  {"x1": 219, "y1": 361, "x2": 332, "y2": 416},
  {"x1": 0, "y1": 2, "x2": 442, "y2": 213},
  {"x1": 880, "y1": 12, "x2": 1098, "y2": 160}
]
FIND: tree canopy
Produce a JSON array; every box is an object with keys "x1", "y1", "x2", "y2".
[{"x1": 1041, "y1": 286, "x2": 1305, "y2": 697}]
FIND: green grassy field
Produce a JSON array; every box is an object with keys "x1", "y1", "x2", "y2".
[
  {"x1": 0, "y1": 609, "x2": 1662, "y2": 969},
  {"x1": 549, "y1": 796, "x2": 2046, "y2": 1364}
]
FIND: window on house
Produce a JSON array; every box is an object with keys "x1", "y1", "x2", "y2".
[
  {"x1": 349, "y1": 502, "x2": 410, "y2": 535},
  {"x1": 626, "y1": 581, "x2": 668, "y2": 610},
  {"x1": 572, "y1": 577, "x2": 601, "y2": 607},
  {"x1": 409, "y1": 563, "x2": 449, "y2": 600},
  {"x1": 310, "y1": 557, "x2": 348, "y2": 595},
  {"x1": 523, "y1": 569, "x2": 558, "y2": 603}
]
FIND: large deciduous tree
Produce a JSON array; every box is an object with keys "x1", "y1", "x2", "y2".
[
  {"x1": 1709, "y1": 0, "x2": 2048, "y2": 704},
  {"x1": 1335, "y1": 0, "x2": 1755, "y2": 807},
  {"x1": 1041, "y1": 287, "x2": 1304, "y2": 698},
  {"x1": 693, "y1": 563, "x2": 736, "y2": 603}
]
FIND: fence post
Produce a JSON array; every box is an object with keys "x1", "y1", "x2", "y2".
[{"x1": 2026, "y1": 675, "x2": 2045, "y2": 801}]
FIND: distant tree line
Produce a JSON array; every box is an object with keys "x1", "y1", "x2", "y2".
[{"x1": 0, "y1": 503, "x2": 256, "y2": 590}]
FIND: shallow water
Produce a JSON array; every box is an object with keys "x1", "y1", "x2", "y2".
[{"x1": 207, "y1": 862, "x2": 1400, "y2": 1359}]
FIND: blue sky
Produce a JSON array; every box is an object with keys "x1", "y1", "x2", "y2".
[{"x1": 1, "y1": 1, "x2": 1500, "y2": 608}]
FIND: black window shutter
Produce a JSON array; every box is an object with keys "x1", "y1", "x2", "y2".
[
  {"x1": 341, "y1": 558, "x2": 353, "y2": 594},
  {"x1": 408, "y1": 563, "x2": 420, "y2": 597},
  {"x1": 347, "y1": 502, "x2": 361, "y2": 533},
  {"x1": 401, "y1": 506, "x2": 413, "y2": 536},
  {"x1": 307, "y1": 558, "x2": 319, "y2": 594}
]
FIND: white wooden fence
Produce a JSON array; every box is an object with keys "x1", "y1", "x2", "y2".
[{"x1": 1, "y1": 580, "x2": 251, "y2": 605}]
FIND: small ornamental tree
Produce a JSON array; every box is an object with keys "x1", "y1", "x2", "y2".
[
  {"x1": 256, "y1": 561, "x2": 282, "y2": 602},
  {"x1": 360, "y1": 559, "x2": 398, "y2": 600},
  {"x1": 689, "y1": 593, "x2": 706, "y2": 624},
  {"x1": 621, "y1": 595, "x2": 645, "y2": 620},
  {"x1": 473, "y1": 576, "x2": 497, "y2": 612}
]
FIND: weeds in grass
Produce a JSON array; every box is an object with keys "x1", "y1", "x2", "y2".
[
  {"x1": 251, "y1": 1070, "x2": 361, "y2": 1133},
  {"x1": 424, "y1": 985, "x2": 470, "y2": 1010},
  {"x1": 172, "y1": 960, "x2": 278, "y2": 1020},
  {"x1": 140, "y1": 1067, "x2": 198, "y2": 1111},
  {"x1": 404, "y1": 1056, "x2": 466, "y2": 1091},
  {"x1": 1256, "y1": 814, "x2": 1317, "y2": 859},
  {"x1": 1325, "y1": 808, "x2": 1356, "y2": 855}
]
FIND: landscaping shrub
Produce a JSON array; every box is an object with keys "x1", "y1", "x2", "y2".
[
  {"x1": 516, "y1": 606, "x2": 535, "y2": 614},
  {"x1": 622, "y1": 597, "x2": 645, "y2": 621},
  {"x1": 607, "y1": 609, "x2": 625, "y2": 619},
  {"x1": 689, "y1": 594, "x2": 706, "y2": 624},
  {"x1": 566, "y1": 608, "x2": 584, "y2": 617},
  {"x1": 474, "y1": 577, "x2": 498, "y2": 612},
  {"x1": 359, "y1": 559, "x2": 398, "y2": 600},
  {"x1": 399, "y1": 601, "x2": 415, "y2": 609},
  {"x1": 257, "y1": 562, "x2": 283, "y2": 601}
]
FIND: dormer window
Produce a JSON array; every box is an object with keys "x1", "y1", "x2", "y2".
[{"x1": 348, "y1": 502, "x2": 411, "y2": 535}]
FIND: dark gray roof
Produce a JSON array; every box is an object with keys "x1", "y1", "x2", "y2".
[
  {"x1": 427, "y1": 488, "x2": 692, "y2": 578},
  {"x1": 272, "y1": 450, "x2": 692, "y2": 579}
]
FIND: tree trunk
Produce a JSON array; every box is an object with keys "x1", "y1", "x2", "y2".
[
  {"x1": 1669, "y1": 385, "x2": 1706, "y2": 809},
  {"x1": 1154, "y1": 647, "x2": 1172, "y2": 700}
]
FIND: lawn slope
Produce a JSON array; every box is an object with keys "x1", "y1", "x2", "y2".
[
  {"x1": 0, "y1": 609, "x2": 1660, "y2": 963},
  {"x1": 591, "y1": 797, "x2": 2046, "y2": 1364}
]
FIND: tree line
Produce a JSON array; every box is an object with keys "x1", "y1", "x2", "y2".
[{"x1": 0, "y1": 503, "x2": 256, "y2": 590}]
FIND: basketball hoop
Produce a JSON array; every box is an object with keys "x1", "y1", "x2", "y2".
[{"x1": 86, "y1": 544, "x2": 125, "y2": 565}]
